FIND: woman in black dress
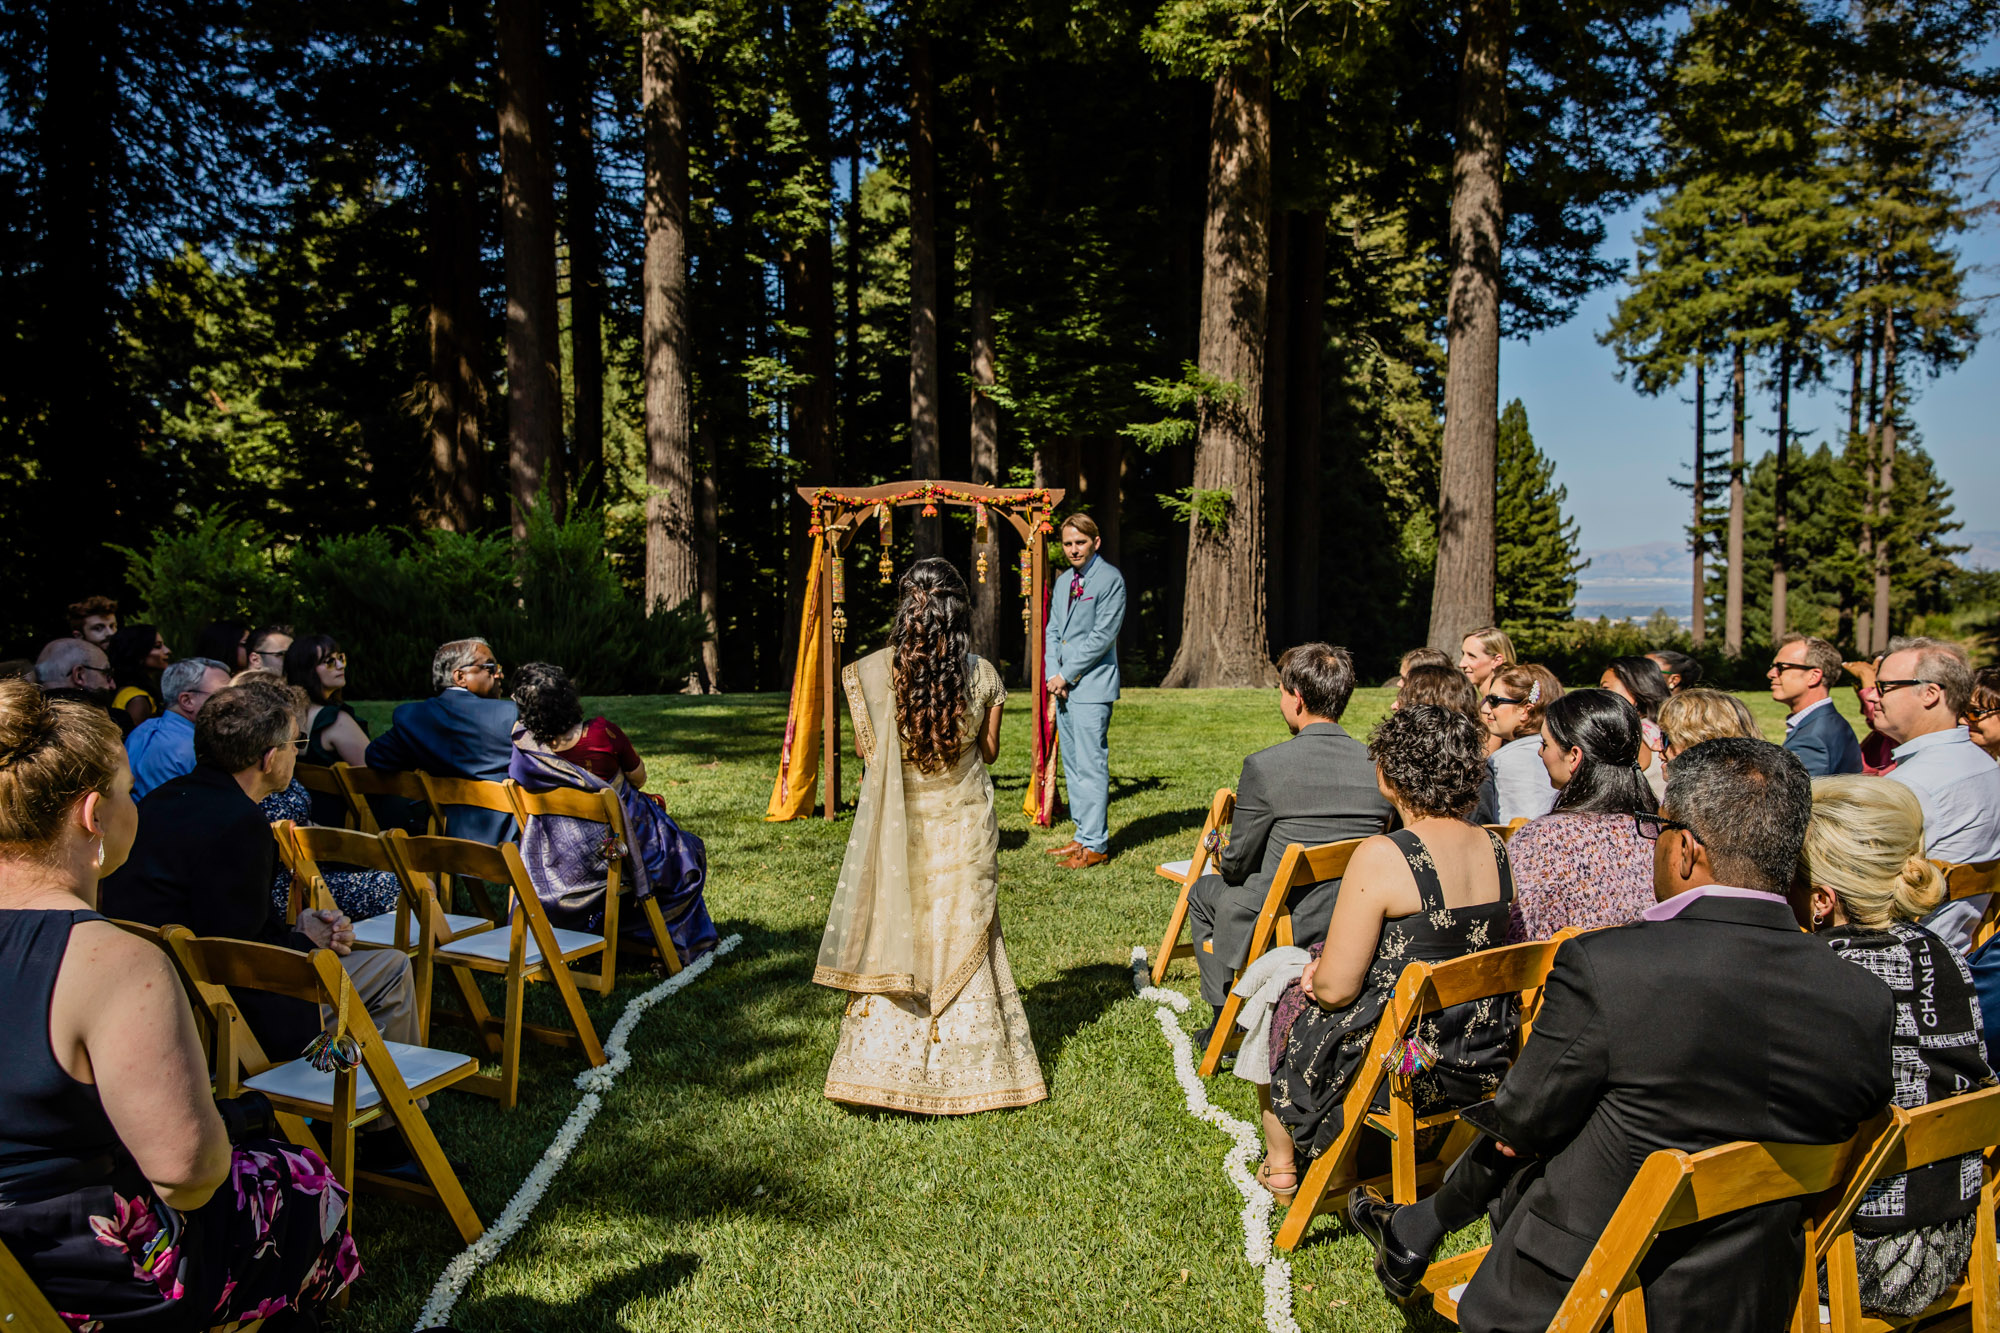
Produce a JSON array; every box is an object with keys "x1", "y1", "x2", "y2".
[{"x1": 1259, "y1": 704, "x2": 1517, "y2": 1199}]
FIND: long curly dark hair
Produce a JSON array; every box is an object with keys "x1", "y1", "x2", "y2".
[{"x1": 892, "y1": 557, "x2": 972, "y2": 774}]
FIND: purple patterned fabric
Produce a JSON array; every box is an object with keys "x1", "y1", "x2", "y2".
[{"x1": 1504, "y1": 811, "x2": 1657, "y2": 943}]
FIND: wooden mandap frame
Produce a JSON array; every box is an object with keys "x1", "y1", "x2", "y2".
[{"x1": 796, "y1": 480, "x2": 1066, "y2": 819}]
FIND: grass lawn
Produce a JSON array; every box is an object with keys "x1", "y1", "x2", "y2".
[{"x1": 336, "y1": 684, "x2": 1845, "y2": 1333}]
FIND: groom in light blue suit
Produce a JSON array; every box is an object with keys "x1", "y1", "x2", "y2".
[{"x1": 1044, "y1": 514, "x2": 1125, "y2": 868}]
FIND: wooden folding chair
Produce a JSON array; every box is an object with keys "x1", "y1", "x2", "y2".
[
  {"x1": 505, "y1": 780, "x2": 685, "y2": 989},
  {"x1": 1198, "y1": 838, "x2": 1366, "y2": 1077},
  {"x1": 294, "y1": 761, "x2": 361, "y2": 830},
  {"x1": 1, "y1": 1241, "x2": 270, "y2": 1333},
  {"x1": 160, "y1": 928, "x2": 483, "y2": 1243},
  {"x1": 390, "y1": 835, "x2": 608, "y2": 1110},
  {"x1": 1274, "y1": 935, "x2": 1571, "y2": 1249},
  {"x1": 337, "y1": 765, "x2": 439, "y2": 837},
  {"x1": 1150, "y1": 787, "x2": 1236, "y2": 987},
  {"x1": 1818, "y1": 1085, "x2": 2000, "y2": 1333},
  {"x1": 1938, "y1": 858, "x2": 2000, "y2": 951},
  {"x1": 1417, "y1": 1113, "x2": 1901, "y2": 1333},
  {"x1": 1484, "y1": 818, "x2": 1529, "y2": 841}
]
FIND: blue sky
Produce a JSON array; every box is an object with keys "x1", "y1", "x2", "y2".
[{"x1": 1502, "y1": 199, "x2": 2000, "y2": 561}]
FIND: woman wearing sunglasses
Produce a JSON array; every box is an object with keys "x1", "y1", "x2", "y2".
[
  {"x1": 1966, "y1": 667, "x2": 2000, "y2": 762},
  {"x1": 1477, "y1": 663, "x2": 1563, "y2": 824},
  {"x1": 283, "y1": 635, "x2": 370, "y2": 824}
]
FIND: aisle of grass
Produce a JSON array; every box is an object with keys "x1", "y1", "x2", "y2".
[{"x1": 337, "y1": 685, "x2": 1832, "y2": 1332}]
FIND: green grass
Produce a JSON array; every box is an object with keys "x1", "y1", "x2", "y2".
[{"x1": 335, "y1": 686, "x2": 1828, "y2": 1332}]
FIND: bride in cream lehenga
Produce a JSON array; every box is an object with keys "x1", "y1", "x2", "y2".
[{"x1": 814, "y1": 556, "x2": 1047, "y2": 1115}]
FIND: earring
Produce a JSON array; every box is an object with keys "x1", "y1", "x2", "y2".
[{"x1": 90, "y1": 836, "x2": 104, "y2": 872}]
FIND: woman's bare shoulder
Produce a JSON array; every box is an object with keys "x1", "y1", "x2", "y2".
[{"x1": 60, "y1": 919, "x2": 178, "y2": 1004}]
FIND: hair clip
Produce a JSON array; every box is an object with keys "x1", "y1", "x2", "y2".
[{"x1": 1526, "y1": 680, "x2": 1542, "y2": 706}]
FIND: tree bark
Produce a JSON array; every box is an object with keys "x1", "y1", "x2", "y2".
[
  {"x1": 968, "y1": 80, "x2": 1002, "y2": 659},
  {"x1": 558, "y1": 0, "x2": 604, "y2": 509},
  {"x1": 1285, "y1": 210, "x2": 1325, "y2": 645},
  {"x1": 1691, "y1": 359, "x2": 1705, "y2": 647},
  {"x1": 496, "y1": 0, "x2": 565, "y2": 536},
  {"x1": 641, "y1": 13, "x2": 697, "y2": 614},
  {"x1": 1724, "y1": 342, "x2": 1747, "y2": 656},
  {"x1": 422, "y1": 0, "x2": 487, "y2": 532},
  {"x1": 907, "y1": 33, "x2": 942, "y2": 555},
  {"x1": 698, "y1": 422, "x2": 721, "y2": 689},
  {"x1": 781, "y1": 227, "x2": 837, "y2": 672},
  {"x1": 1263, "y1": 210, "x2": 1290, "y2": 653},
  {"x1": 1871, "y1": 313, "x2": 1898, "y2": 654},
  {"x1": 1858, "y1": 306, "x2": 1883, "y2": 653},
  {"x1": 1771, "y1": 339, "x2": 1791, "y2": 644},
  {"x1": 1425, "y1": 0, "x2": 1509, "y2": 652},
  {"x1": 1161, "y1": 57, "x2": 1275, "y2": 689}
]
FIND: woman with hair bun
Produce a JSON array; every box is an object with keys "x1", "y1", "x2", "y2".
[
  {"x1": 1803, "y1": 775, "x2": 1996, "y2": 1319},
  {"x1": 1478, "y1": 663, "x2": 1563, "y2": 823},
  {"x1": 814, "y1": 557, "x2": 1046, "y2": 1115}
]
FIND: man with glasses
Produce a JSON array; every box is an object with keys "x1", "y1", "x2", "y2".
[
  {"x1": 1350, "y1": 737, "x2": 1891, "y2": 1332},
  {"x1": 1875, "y1": 636, "x2": 2000, "y2": 954},
  {"x1": 124, "y1": 656, "x2": 231, "y2": 799},
  {"x1": 34, "y1": 638, "x2": 115, "y2": 706},
  {"x1": 1768, "y1": 633, "x2": 1863, "y2": 776},
  {"x1": 363, "y1": 637, "x2": 519, "y2": 842},
  {"x1": 246, "y1": 624, "x2": 294, "y2": 674}
]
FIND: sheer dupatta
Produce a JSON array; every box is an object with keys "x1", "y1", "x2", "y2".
[{"x1": 813, "y1": 647, "x2": 996, "y2": 1009}]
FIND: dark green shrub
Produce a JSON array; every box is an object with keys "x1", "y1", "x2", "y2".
[{"x1": 115, "y1": 509, "x2": 282, "y2": 657}]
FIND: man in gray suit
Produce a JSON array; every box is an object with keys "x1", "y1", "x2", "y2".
[{"x1": 1186, "y1": 643, "x2": 1394, "y2": 1029}]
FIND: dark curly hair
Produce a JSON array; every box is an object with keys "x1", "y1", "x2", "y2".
[
  {"x1": 1369, "y1": 704, "x2": 1488, "y2": 819},
  {"x1": 511, "y1": 662, "x2": 585, "y2": 746},
  {"x1": 892, "y1": 557, "x2": 972, "y2": 774},
  {"x1": 1546, "y1": 688, "x2": 1655, "y2": 816}
]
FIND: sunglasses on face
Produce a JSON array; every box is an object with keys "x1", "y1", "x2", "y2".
[
  {"x1": 318, "y1": 653, "x2": 348, "y2": 669},
  {"x1": 1967, "y1": 705, "x2": 2000, "y2": 722},
  {"x1": 1876, "y1": 678, "x2": 1936, "y2": 696},
  {"x1": 1768, "y1": 661, "x2": 1816, "y2": 673},
  {"x1": 1481, "y1": 694, "x2": 1526, "y2": 710}
]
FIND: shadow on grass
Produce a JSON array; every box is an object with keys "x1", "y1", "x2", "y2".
[
  {"x1": 1108, "y1": 805, "x2": 1207, "y2": 858},
  {"x1": 463, "y1": 1251, "x2": 704, "y2": 1331},
  {"x1": 1022, "y1": 960, "x2": 1135, "y2": 1073}
]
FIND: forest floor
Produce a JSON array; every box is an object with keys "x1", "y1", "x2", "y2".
[{"x1": 337, "y1": 685, "x2": 1859, "y2": 1333}]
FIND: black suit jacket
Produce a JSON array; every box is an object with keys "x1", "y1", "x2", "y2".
[
  {"x1": 99, "y1": 765, "x2": 319, "y2": 1059},
  {"x1": 1459, "y1": 892, "x2": 1893, "y2": 1333},
  {"x1": 363, "y1": 689, "x2": 519, "y2": 843}
]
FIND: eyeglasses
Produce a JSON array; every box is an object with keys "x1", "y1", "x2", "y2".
[
  {"x1": 1633, "y1": 810, "x2": 1698, "y2": 843},
  {"x1": 1875, "y1": 678, "x2": 1937, "y2": 696},
  {"x1": 1767, "y1": 661, "x2": 1816, "y2": 673},
  {"x1": 1481, "y1": 694, "x2": 1526, "y2": 710},
  {"x1": 463, "y1": 661, "x2": 502, "y2": 675},
  {"x1": 318, "y1": 653, "x2": 348, "y2": 669},
  {"x1": 1965, "y1": 705, "x2": 2000, "y2": 722}
]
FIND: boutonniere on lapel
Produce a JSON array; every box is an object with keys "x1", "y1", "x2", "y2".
[{"x1": 1069, "y1": 576, "x2": 1086, "y2": 602}]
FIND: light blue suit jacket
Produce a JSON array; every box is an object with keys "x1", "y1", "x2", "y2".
[{"x1": 1044, "y1": 554, "x2": 1125, "y2": 704}]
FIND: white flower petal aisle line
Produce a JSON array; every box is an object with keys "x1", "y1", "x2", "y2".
[
  {"x1": 1128, "y1": 946, "x2": 1301, "y2": 1333},
  {"x1": 413, "y1": 933, "x2": 746, "y2": 1331}
]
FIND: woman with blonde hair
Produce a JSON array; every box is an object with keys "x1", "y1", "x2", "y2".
[
  {"x1": 1457, "y1": 626, "x2": 1515, "y2": 695},
  {"x1": 1803, "y1": 775, "x2": 1994, "y2": 1318},
  {"x1": 1657, "y1": 688, "x2": 1759, "y2": 767},
  {"x1": 1477, "y1": 663, "x2": 1562, "y2": 823}
]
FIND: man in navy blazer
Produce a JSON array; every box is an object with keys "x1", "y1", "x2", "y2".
[
  {"x1": 1770, "y1": 633, "x2": 1863, "y2": 776},
  {"x1": 1043, "y1": 513, "x2": 1125, "y2": 868},
  {"x1": 364, "y1": 637, "x2": 519, "y2": 843}
]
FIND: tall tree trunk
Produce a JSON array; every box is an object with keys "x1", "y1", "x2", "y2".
[
  {"x1": 1691, "y1": 359, "x2": 1706, "y2": 648},
  {"x1": 558, "y1": 0, "x2": 604, "y2": 509},
  {"x1": 1263, "y1": 211, "x2": 1291, "y2": 653},
  {"x1": 497, "y1": 0, "x2": 565, "y2": 536},
  {"x1": 1871, "y1": 312, "x2": 1898, "y2": 653},
  {"x1": 1771, "y1": 339, "x2": 1791, "y2": 645},
  {"x1": 843, "y1": 112, "x2": 862, "y2": 451},
  {"x1": 907, "y1": 33, "x2": 942, "y2": 555},
  {"x1": 1425, "y1": 0, "x2": 1509, "y2": 651},
  {"x1": 641, "y1": 14, "x2": 696, "y2": 613},
  {"x1": 1724, "y1": 342, "x2": 1747, "y2": 656},
  {"x1": 780, "y1": 228, "x2": 837, "y2": 673},
  {"x1": 1848, "y1": 332, "x2": 1867, "y2": 647},
  {"x1": 423, "y1": 0, "x2": 487, "y2": 532},
  {"x1": 698, "y1": 422, "x2": 721, "y2": 689},
  {"x1": 1857, "y1": 305, "x2": 1883, "y2": 652},
  {"x1": 1285, "y1": 210, "x2": 1325, "y2": 644},
  {"x1": 1161, "y1": 56, "x2": 1274, "y2": 688},
  {"x1": 968, "y1": 79, "x2": 1002, "y2": 659}
]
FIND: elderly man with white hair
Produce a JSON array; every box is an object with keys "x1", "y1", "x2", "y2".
[
  {"x1": 125, "y1": 655, "x2": 232, "y2": 799},
  {"x1": 363, "y1": 637, "x2": 519, "y2": 842},
  {"x1": 34, "y1": 637, "x2": 115, "y2": 705}
]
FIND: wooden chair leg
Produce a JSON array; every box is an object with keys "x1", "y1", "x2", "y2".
[
  {"x1": 500, "y1": 970, "x2": 526, "y2": 1111},
  {"x1": 382, "y1": 1091, "x2": 482, "y2": 1243},
  {"x1": 1199, "y1": 992, "x2": 1244, "y2": 1077},
  {"x1": 641, "y1": 896, "x2": 684, "y2": 975},
  {"x1": 1388, "y1": 1084, "x2": 1420, "y2": 1205},
  {"x1": 545, "y1": 958, "x2": 607, "y2": 1067},
  {"x1": 1153, "y1": 880, "x2": 1195, "y2": 987},
  {"x1": 442, "y1": 963, "x2": 502, "y2": 1054},
  {"x1": 1611, "y1": 1284, "x2": 1650, "y2": 1333},
  {"x1": 1970, "y1": 1174, "x2": 1999, "y2": 1333},
  {"x1": 1824, "y1": 1232, "x2": 1861, "y2": 1333}
]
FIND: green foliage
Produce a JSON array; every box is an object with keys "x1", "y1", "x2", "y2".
[
  {"x1": 114, "y1": 509, "x2": 283, "y2": 657},
  {"x1": 1494, "y1": 400, "x2": 1588, "y2": 635},
  {"x1": 1121, "y1": 363, "x2": 1244, "y2": 454},
  {"x1": 1157, "y1": 486, "x2": 1235, "y2": 532}
]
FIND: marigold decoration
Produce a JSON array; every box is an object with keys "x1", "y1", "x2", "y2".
[
  {"x1": 974, "y1": 503, "x2": 990, "y2": 583},
  {"x1": 976, "y1": 551, "x2": 989, "y2": 584},
  {"x1": 877, "y1": 503, "x2": 894, "y2": 584}
]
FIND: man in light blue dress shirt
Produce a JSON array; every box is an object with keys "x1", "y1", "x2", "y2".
[
  {"x1": 1043, "y1": 514, "x2": 1125, "y2": 869},
  {"x1": 1877, "y1": 637, "x2": 2000, "y2": 954},
  {"x1": 125, "y1": 657, "x2": 231, "y2": 800}
]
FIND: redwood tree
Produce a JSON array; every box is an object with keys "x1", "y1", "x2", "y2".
[
  {"x1": 907, "y1": 30, "x2": 942, "y2": 556},
  {"x1": 641, "y1": 10, "x2": 696, "y2": 615},
  {"x1": 967, "y1": 78, "x2": 1002, "y2": 657},
  {"x1": 496, "y1": 0, "x2": 564, "y2": 535}
]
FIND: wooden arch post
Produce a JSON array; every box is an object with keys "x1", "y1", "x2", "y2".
[{"x1": 793, "y1": 481, "x2": 1064, "y2": 820}]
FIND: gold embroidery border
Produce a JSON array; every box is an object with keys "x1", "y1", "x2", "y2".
[
  {"x1": 841, "y1": 661, "x2": 875, "y2": 764},
  {"x1": 824, "y1": 1078, "x2": 1048, "y2": 1116}
]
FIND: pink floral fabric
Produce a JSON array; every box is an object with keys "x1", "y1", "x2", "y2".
[{"x1": 1505, "y1": 811, "x2": 1657, "y2": 943}]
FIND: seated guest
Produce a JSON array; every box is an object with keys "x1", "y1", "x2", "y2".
[
  {"x1": 67, "y1": 594, "x2": 119, "y2": 646},
  {"x1": 247, "y1": 623, "x2": 294, "y2": 675},
  {"x1": 1599, "y1": 655, "x2": 1671, "y2": 798},
  {"x1": 1478, "y1": 663, "x2": 1562, "y2": 823},
  {"x1": 1804, "y1": 775, "x2": 1995, "y2": 1319},
  {"x1": 1350, "y1": 737, "x2": 1893, "y2": 1331},
  {"x1": 1844, "y1": 655, "x2": 1899, "y2": 774},
  {"x1": 105, "y1": 624, "x2": 171, "y2": 732},
  {"x1": 1395, "y1": 663, "x2": 1481, "y2": 727},
  {"x1": 1878, "y1": 637, "x2": 2000, "y2": 954},
  {"x1": 1646, "y1": 648, "x2": 1701, "y2": 693},
  {"x1": 124, "y1": 657, "x2": 229, "y2": 800},
  {"x1": 1506, "y1": 690, "x2": 1658, "y2": 942},
  {"x1": 1389, "y1": 646, "x2": 1453, "y2": 689},
  {"x1": 285, "y1": 635, "x2": 370, "y2": 826},
  {"x1": 1657, "y1": 686, "x2": 1759, "y2": 770},
  {"x1": 1258, "y1": 705, "x2": 1514, "y2": 1201},
  {"x1": 1965, "y1": 667, "x2": 2000, "y2": 762},
  {"x1": 34, "y1": 637, "x2": 115, "y2": 706},
  {"x1": 1184, "y1": 644, "x2": 1394, "y2": 1034},
  {"x1": 1770, "y1": 633, "x2": 1864, "y2": 776},
  {"x1": 364, "y1": 637, "x2": 518, "y2": 843},
  {"x1": 195, "y1": 620, "x2": 250, "y2": 672},
  {"x1": 509, "y1": 663, "x2": 718, "y2": 963},
  {"x1": 0, "y1": 680, "x2": 360, "y2": 1326},
  {"x1": 1457, "y1": 626, "x2": 1515, "y2": 697},
  {"x1": 100, "y1": 681, "x2": 421, "y2": 1067}
]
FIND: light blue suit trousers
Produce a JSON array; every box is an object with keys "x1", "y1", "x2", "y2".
[{"x1": 1056, "y1": 698, "x2": 1113, "y2": 852}]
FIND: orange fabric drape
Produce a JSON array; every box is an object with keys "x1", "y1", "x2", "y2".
[{"x1": 766, "y1": 534, "x2": 826, "y2": 820}]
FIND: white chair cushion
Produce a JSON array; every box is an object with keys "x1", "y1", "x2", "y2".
[
  {"x1": 351, "y1": 911, "x2": 492, "y2": 948},
  {"x1": 1159, "y1": 858, "x2": 1193, "y2": 879},
  {"x1": 1446, "y1": 1283, "x2": 1468, "y2": 1303},
  {"x1": 435, "y1": 923, "x2": 604, "y2": 967},
  {"x1": 245, "y1": 1040, "x2": 475, "y2": 1111}
]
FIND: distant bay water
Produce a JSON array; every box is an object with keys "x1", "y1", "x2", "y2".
[{"x1": 1572, "y1": 530, "x2": 2000, "y2": 625}]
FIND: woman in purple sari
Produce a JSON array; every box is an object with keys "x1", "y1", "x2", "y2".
[{"x1": 507, "y1": 664, "x2": 718, "y2": 964}]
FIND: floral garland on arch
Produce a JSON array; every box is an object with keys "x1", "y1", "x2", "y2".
[{"x1": 803, "y1": 483, "x2": 1060, "y2": 538}]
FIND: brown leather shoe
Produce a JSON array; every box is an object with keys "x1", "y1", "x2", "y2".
[
  {"x1": 1043, "y1": 839, "x2": 1082, "y2": 857},
  {"x1": 1058, "y1": 848, "x2": 1110, "y2": 869}
]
